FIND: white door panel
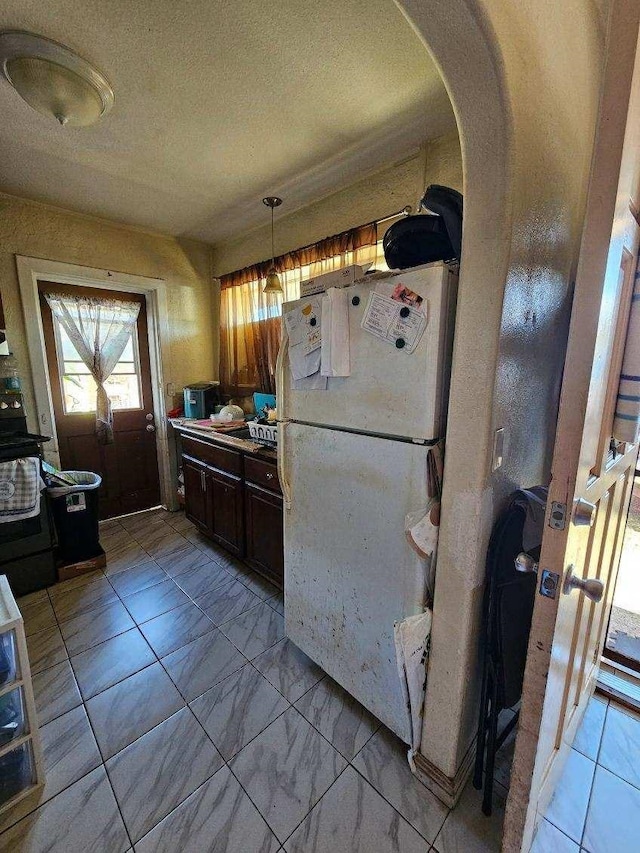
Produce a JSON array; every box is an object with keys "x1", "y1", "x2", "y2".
[
  {"x1": 283, "y1": 421, "x2": 430, "y2": 742},
  {"x1": 280, "y1": 263, "x2": 457, "y2": 440}
]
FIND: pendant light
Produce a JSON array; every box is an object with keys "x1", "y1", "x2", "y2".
[
  {"x1": 0, "y1": 31, "x2": 114, "y2": 127},
  {"x1": 262, "y1": 196, "x2": 283, "y2": 294}
]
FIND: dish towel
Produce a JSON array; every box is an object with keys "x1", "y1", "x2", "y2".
[
  {"x1": 614, "y1": 266, "x2": 640, "y2": 444},
  {"x1": 0, "y1": 458, "x2": 44, "y2": 523}
]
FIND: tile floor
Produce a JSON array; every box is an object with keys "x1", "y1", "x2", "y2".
[{"x1": 3, "y1": 508, "x2": 639, "y2": 852}]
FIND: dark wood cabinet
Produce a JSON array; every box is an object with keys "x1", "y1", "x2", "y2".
[
  {"x1": 183, "y1": 455, "x2": 208, "y2": 531},
  {"x1": 244, "y1": 482, "x2": 284, "y2": 586},
  {"x1": 180, "y1": 435, "x2": 283, "y2": 588},
  {"x1": 208, "y1": 468, "x2": 244, "y2": 557}
]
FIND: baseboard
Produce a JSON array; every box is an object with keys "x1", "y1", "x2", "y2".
[{"x1": 413, "y1": 738, "x2": 476, "y2": 809}]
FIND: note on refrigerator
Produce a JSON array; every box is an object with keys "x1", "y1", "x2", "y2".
[
  {"x1": 361, "y1": 292, "x2": 427, "y2": 353},
  {"x1": 284, "y1": 297, "x2": 322, "y2": 353},
  {"x1": 321, "y1": 287, "x2": 350, "y2": 377}
]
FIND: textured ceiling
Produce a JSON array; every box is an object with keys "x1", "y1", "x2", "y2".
[{"x1": 0, "y1": 0, "x2": 454, "y2": 243}]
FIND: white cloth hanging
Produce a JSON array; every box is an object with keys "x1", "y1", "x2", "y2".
[
  {"x1": 0, "y1": 459, "x2": 44, "y2": 523},
  {"x1": 45, "y1": 293, "x2": 140, "y2": 444}
]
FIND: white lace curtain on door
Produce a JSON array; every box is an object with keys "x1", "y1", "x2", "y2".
[{"x1": 45, "y1": 293, "x2": 141, "y2": 444}]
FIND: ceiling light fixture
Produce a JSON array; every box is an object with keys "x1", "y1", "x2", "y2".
[
  {"x1": 262, "y1": 196, "x2": 283, "y2": 294},
  {"x1": 0, "y1": 31, "x2": 114, "y2": 127}
]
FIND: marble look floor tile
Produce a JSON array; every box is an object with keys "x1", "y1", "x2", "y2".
[
  {"x1": 59, "y1": 599, "x2": 135, "y2": 656},
  {"x1": 285, "y1": 766, "x2": 429, "y2": 853},
  {"x1": 106, "y1": 706, "x2": 223, "y2": 843},
  {"x1": 582, "y1": 765, "x2": 640, "y2": 853},
  {"x1": 135, "y1": 765, "x2": 280, "y2": 853},
  {"x1": 99, "y1": 518, "x2": 123, "y2": 534},
  {"x1": 107, "y1": 560, "x2": 168, "y2": 598},
  {"x1": 190, "y1": 663, "x2": 289, "y2": 760},
  {"x1": 220, "y1": 600, "x2": 286, "y2": 659},
  {"x1": 70, "y1": 628, "x2": 155, "y2": 700},
  {"x1": 104, "y1": 540, "x2": 151, "y2": 575},
  {"x1": 139, "y1": 600, "x2": 217, "y2": 658},
  {"x1": 156, "y1": 546, "x2": 211, "y2": 578},
  {"x1": 122, "y1": 578, "x2": 190, "y2": 624},
  {"x1": 268, "y1": 594, "x2": 285, "y2": 617},
  {"x1": 26, "y1": 625, "x2": 68, "y2": 675},
  {"x1": 32, "y1": 659, "x2": 82, "y2": 726},
  {"x1": 0, "y1": 766, "x2": 128, "y2": 853},
  {"x1": 597, "y1": 704, "x2": 640, "y2": 789},
  {"x1": 48, "y1": 570, "x2": 103, "y2": 598},
  {"x1": 530, "y1": 818, "x2": 579, "y2": 853},
  {"x1": 165, "y1": 512, "x2": 196, "y2": 535},
  {"x1": 172, "y1": 561, "x2": 234, "y2": 600},
  {"x1": 543, "y1": 748, "x2": 595, "y2": 843},
  {"x1": 295, "y1": 677, "x2": 380, "y2": 760},
  {"x1": 19, "y1": 598, "x2": 57, "y2": 637},
  {"x1": 50, "y1": 576, "x2": 118, "y2": 622},
  {"x1": 119, "y1": 508, "x2": 166, "y2": 534},
  {"x1": 0, "y1": 705, "x2": 102, "y2": 832},
  {"x1": 195, "y1": 577, "x2": 263, "y2": 626},
  {"x1": 233, "y1": 565, "x2": 280, "y2": 600},
  {"x1": 136, "y1": 529, "x2": 192, "y2": 560},
  {"x1": 86, "y1": 661, "x2": 184, "y2": 760},
  {"x1": 230, "y1": 706, "x2": 347, "y2": 843},
  {"x1": 433, "y1": 781, "x2": 504, "y2": 853},
  {"x1": 16, "y1": 589, "x2": 48, "y2": 608},
  {"x1": 353, "y1": 727, "x2": 448, "y2": 843},
  {"x1": 161, "y1": 630, "x2": 246, "y2": 702},
  {"x1": 573, "y1": 696, "x2": 607, "y2": 762},
  {"x1": 252, "y1": 638, "x2": 325, "y2": 703}
]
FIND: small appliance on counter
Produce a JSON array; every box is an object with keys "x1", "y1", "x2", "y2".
[{"x1": 183, "y1": 382, "x2": 220, "y2": 419}]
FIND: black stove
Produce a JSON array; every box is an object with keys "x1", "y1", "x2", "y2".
[{"x1": 0, "y1": 392, "x2": 56, "y2": 595}]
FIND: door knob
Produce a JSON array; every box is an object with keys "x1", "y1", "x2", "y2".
[
  {"x1": 146, "y1": 424, "x2": 156, "y2": 432},
  {"x1": 562, "y1": 564, "x2": 604, "y2": 602},
  {"x1": 146, "y1": 413, "x2": 154, "y2": 421},
  {"x1": 573, "y1": 498, "x2": 596, "y2": 527}
]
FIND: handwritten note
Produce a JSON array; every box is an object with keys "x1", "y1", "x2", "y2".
[{"x1": 361, "y1": 292, "x2": 427, "y2": 353}]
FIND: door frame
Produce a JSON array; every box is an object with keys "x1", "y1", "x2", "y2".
[{"x1": 16, "y1": 254, "x2": 177, "y2": 511}]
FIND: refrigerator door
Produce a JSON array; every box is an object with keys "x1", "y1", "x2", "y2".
[
  {"x1": 283, "y1": 421, "x2": 431, "y2": 743},
  {"x1": 279, "y1": 262, "x2": 457, "y2": 441}
]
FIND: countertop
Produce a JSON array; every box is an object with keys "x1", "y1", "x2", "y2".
[{"x1": 169, "y1": 419, "x2": 277, "y2": 463}]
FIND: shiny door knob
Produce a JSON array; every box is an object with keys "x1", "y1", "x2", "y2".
[
  {"x1": 515, "y1": 553, "x2": 539, "y2": 573},
  {"x1": 146, "y1": 424, "x2": 155, "y2": 432},
  {"x1": 573, "y1": 498, "x2": 596, "y2": 527},
  {"x1": 146, "y1": 413, "x2": 154, "y2": 422},
  {"x1": 562, "y1": 564, "x2": 604, "y2": 602}
]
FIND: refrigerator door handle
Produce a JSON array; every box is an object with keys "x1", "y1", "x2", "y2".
[
  {"x1": 277, "y1": 420, "x2": 292, "y2": 509},
  {"x1": 275, "y1": 317, "x2": 288, "y2": 421}
]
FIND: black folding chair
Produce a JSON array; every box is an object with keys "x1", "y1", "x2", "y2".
[{"x1": 472, "y1": 489, "x2": 546, "y2": 815}]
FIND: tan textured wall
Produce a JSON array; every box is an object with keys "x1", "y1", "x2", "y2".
[
  {"x1": 211, "y1": 132, "x2": 462, "y2": 276},
  {"x1": 0, "y1": 194, "x2": 217, "y2": 431}
]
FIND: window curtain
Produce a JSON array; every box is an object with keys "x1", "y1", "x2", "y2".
[
  {"x1": 45, "y1": 293, "x2": 140, "y2": 444},
  {"x1": 219, "y1": 222, "x2": 382, "y2": 395}
]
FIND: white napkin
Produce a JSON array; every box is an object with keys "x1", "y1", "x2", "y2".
[{"x1": 321, "y1": 287, "x2": 351, "y2": 377}]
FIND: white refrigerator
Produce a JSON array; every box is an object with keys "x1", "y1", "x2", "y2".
[{"x1": 277, "y1": 262, "x2": 457, "y2": 743}]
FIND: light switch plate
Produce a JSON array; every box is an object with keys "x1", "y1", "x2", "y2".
[{"x1": 166, "y1": 382, "x2": 176, "y2": 397}]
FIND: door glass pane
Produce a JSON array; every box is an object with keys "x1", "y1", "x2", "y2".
[
  {"x1": 54, "y1": 319, "x2": 143, "y2": 414},
  {"x1": 606, "y1": 464, "x2": 640, "y2": 669},
  {"x1": 0, "y1": 741, "x2": 36, "y2": 807},
  {"x1": 0, "y1": 686, "x2": 28, "y2": 746}
]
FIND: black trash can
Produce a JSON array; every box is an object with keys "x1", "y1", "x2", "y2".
[{"x1": 47, "y1": 471, "x2": 102, "y2": 564}]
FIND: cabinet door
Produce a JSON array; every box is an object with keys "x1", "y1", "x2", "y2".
[
  {"x1": 208, "y1": 468, "x2": 244, "y2": 556},
  {"x1": 183, "y1": 456, "x2": 208, "y2": 530},
  {"x1": 244, "y1": 482, "x2": 283, "y2": 588}
]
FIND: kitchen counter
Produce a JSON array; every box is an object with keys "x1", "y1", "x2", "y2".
[{"x1": 169, "y1": 418, "x2": 277, "y2": 463}]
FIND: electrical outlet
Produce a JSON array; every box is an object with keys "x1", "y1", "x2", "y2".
[{"x1": 166, "y1": 382, "x2": 175, "y2": 397}]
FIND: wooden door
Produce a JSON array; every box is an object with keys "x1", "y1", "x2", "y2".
[
  {"x1": 208, "y1": 468, "x2": 244, "y2": 556},
  {"x1": 245, "y1": 482, "x2": 284, "y2": 587},
  {"x1": 183, "y1": 455, "x2": 209, "y2": 531},
  {"x1": 503, "y1": 6, "x2": 640, "y2": 849},
  {"x1": 39, "y1": 282, "x2": 161, "y2": 520}
]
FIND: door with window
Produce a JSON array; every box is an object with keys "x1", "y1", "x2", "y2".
[{"x1": 39, "y1": 282, "x2": 161, "y2": 519}]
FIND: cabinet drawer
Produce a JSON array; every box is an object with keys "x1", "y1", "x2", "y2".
[
  {"x1": 181, "y1": 436, "x2": 242, "y2": 476},
  {"x1": 244, "y1": 456, "x2": 281, "y2": 495}
]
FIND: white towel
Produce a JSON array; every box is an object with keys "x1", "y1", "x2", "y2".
[
  {"x1": 614, "y1": 267, "x2": 640, "y2": 444},
  {"x1": 0, "y1": 458, "x2": 43, "y2": 523}
]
